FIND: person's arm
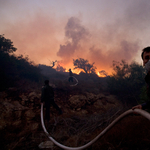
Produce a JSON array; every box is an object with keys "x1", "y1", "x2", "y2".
[{"x1": 132, "y1": 101, "x2": 150, "y2": 110}]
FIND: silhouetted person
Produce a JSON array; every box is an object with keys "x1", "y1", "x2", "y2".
[
  {"x1": 41, "y1": 80, "x2": 62, "y2": 121},
  {"x1": 68, "y1": 68, "x2": 73, "y2": 82},
  {"x1": 132, "y1": 47, "x2": 150, "y2": 110}
]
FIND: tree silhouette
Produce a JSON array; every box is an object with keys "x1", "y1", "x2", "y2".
[
  {"x1": 49, "y1": 60, "x2": 57, "y2": 68},
  {"x1": 0, "y1": 35, "x2": 43, "y2": 90},
  {"x1": 99, "y1": 70, "x2": 108, "y2": 77},
  {"x1": 0, "y1": 34, "x2": 17, "y2": 53},
  {"x1": 107, "y1": 60, "x2": 146, "y2": 106},
  {"x1": 73, "y1": 58, "x2": 96, "y2": 74},
  {"x1": 112, "y1": 60, "x2": 129, "y2": 79},
  {"x1": 56, "y1": 64, "x2": 66, "y2": 72}
]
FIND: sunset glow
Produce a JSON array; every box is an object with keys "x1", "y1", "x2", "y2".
[{"x1": 0, "y1": 0, "x2": 149, "y2": 75}]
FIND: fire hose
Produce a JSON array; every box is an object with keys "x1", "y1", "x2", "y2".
[{"x1": 41, "y1": 103, "x2": 150, "y2": 150}]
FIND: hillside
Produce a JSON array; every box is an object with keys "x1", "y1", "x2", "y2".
[
  {"x1": 0, "y1": 35, "x2": 150, "y2": 150},
  {"x1": 0, "y1": 79, "x2": 150, "y2": 150}
]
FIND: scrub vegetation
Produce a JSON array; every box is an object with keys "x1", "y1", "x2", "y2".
[{"x1": 0, "y1": 35, "x2": 150, "y2": 150}]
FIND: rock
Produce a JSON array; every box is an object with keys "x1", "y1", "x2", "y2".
[
  {"x1": 14, "y1": 110, "x2": 22, "y2": 120},
  {"x1": 19, "y1": 94, "x2": 28, "y2": 101},
  {"x1": 21, "y1": 100, "x2": 25, "y2": 105},
  {"x1": 69, "y1": 95, "x2": 86, "y2": 109},
  {"x1": 30, "y1": 122, "x2": 39, "y2": 131},
  {"x1": 76, "y1": 108, "x2": 81, "y2": 111},
  {"x1": 0, "y1": 120, "x2": 7, "y2": 129},
  {"x1": 12, "y1": 101, "x2": 28, "y2": 110},
  {"x1": 28, "y1": 92, "x2": 40, "y2": 106},
  {"x1": 81, "y1": 109, "x2": 88, "y2": 114},
  {"x1": 105, "y1": 95, "x2": 118, "y2": 104},
  {"x1": 12, "y1": 120, "x2": 22, "y2": 126},
  {"x1": 3, "y1": 100, "x2": 27, "y2": 111},
  {"x1": 28, "y1": 92, "x2": 37, "y2": 102},
  {"x1": 93, "y1": 95, "x2": 120, "y2": 111},
  {"x1": 38, "y1": 141, "x2": 54, "y2": 149},
  {"x1": 0, "y1": 99, "x2": 29, "y2": 129},
  {"x1": 0, "y1": 92, "x2": 7, "y2": 99},
  {"x1": 96, "y1": 93, "x2": 105, "y2": 99},
  {"x1": 86, "y1": 93, "x2": 97, "y2": 104},
  {"x1": 24, "y1": 109, "x2": 35, "y2": 120},
  {"x1": 93, "y1": 100, "x2": 103, "y2": 108},
  {"x1": 28, "y1": 92, "x2": 37, "y2": 97},
  {"x1": 2, "y1": 101, "x2": 16, "y2": 110}
]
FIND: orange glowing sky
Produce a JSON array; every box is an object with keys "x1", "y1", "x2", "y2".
[{"x1": 1, "y1": 0, "x2": 150, "y2": 75}]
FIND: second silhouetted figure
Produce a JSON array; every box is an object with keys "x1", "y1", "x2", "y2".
[{"x1": 41, "y1": 80, "x2": 62, "y2": 121}]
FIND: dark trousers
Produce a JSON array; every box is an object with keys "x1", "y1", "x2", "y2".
[
  {"x1": 45, "y1": 99, "x2": 62, "y2": 121},
  {"x1": 68, "y1": 76, "x2": 73, "y2": 82}
]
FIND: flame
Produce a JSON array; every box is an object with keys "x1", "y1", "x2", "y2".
[
  {"x1": 97, "y1": 71, "x2": 106, "y2": 77},
  {"x1": 97, "y1": 72, "x2": 101, "y2": 77},
  {"x1": 65, "y1": 68, "x2": 81, "y2": 75},
  {"x1": 64, "y1": 68, "x2": 105, "y2": 76},
  {"x1": 56, "y1": 62, "x2": 111, "y2": 76}
]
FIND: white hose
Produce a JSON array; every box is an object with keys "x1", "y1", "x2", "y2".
[{"x1": 41, "y1": 103, "x2": 150, "y2": 150}]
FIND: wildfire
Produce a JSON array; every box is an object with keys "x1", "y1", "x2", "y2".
[
  {"x1": 55, "y1": 62, "x2": 110, "y2": 77},
  {"x1": 97, "y1": 72, "x2": 106, "y2": 77},
  {"x1": 97, "y1": 72, "x2": 101, "y2": 77},
  {"x1": 65, "y1": 69, "x2": 105, "y2": 77},
  {"x1": 65, "y1": 68, "x2": 81, "y2": 75}
]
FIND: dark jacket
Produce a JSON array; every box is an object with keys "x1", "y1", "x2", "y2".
[
  {"x1": 69, "y1": 70, "x2": 73, "y2": 76},
  {"x1": 142, "y1": 73, "x2": 150, "y2": 109},
  {"x1": 41, "y1": 85, "x2": 54, "y2": 103}
]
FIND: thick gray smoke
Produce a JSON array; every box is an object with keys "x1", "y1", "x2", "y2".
[
  {"x1": 57, "y1": 17, "x2": 89, "y2": 61},
  {"x1": 1, "y1": 0, "x2": 150, "y2": 74}
]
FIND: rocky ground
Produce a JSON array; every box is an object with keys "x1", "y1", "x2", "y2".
[{"x1": 0, "y1": 86, "x2": 150, "y2": 150}]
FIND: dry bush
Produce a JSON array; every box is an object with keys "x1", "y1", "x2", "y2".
[
  {"x1": 46, "y1": 108, "x2": 122, "y2": 149},
  {"x1": 41, "y1": 108, "x2": 150, "y2": 150}
]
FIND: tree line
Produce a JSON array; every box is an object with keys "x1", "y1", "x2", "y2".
[
  {"x1": 0, "y1": 34, "x2": 147, "y2": 107},
  {"x1": 0, "y1": 35, "x2": 44, "y2": 91},
  {"x1": 107, "y1": 60, "x2": 146, "y2": 106}
]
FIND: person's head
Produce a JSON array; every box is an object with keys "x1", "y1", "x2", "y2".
[
  {"x1": 44, "y1": 80, "x2": 49, "y2": 85},
  {"x1": 69, "y1": 68, "x2": 71, "y2": 71},
  {"x1": 141, "y1": 47, "x2": 150, "y2": 66}
]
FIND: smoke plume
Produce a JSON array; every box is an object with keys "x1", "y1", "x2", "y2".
[
  {"x1": 57, "y1": 17, "x2": 89, "y2": 62},
  {"x1": 1, "y1": 0, "x2": 150, "y2": 74}
]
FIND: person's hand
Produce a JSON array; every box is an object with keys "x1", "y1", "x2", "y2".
[
  {"x1": 132, "y1": 104, "x2": 142, "y2": 110},
  {"x1": 132, "y1": 105, "x2": 142, "y2": 115}
]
